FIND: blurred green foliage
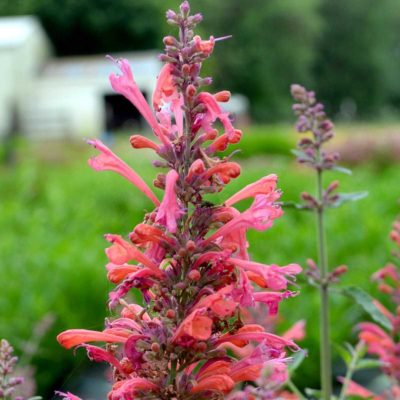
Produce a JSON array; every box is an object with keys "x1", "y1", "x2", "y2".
[
  {"x1": 2, "y1": 0, "x2": 400, "y2": 120},
  {"x1": 0, "y1": 130, "x2": 399, "y2": 393}
]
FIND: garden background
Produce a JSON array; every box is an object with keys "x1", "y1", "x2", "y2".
[{"x1": 1, "y1": 0, "x2": 400, "y2": 397}]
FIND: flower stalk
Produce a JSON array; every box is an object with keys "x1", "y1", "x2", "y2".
[
  {"x1": 56, "y1": 3, "x2": 302, "y2": 399},
  {"x1": 290, "y1": 84, "x2": 344, "y2": 399}
]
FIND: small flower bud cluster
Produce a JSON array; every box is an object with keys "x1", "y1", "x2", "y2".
[
  {"x1": 291, "y1": 84, "x2": 338, "y2": 172},
  {"x1": 0, "y1": 340, "x2": 24, "y2": 400},
  {"x1": 57, "y1": 2, "x2": 301, "y2": 399}
]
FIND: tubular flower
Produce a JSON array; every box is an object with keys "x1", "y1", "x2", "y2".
[
  {"x1": 57, "y1": 2, "x2": 301, "y2": 399},
  {"x1": 352, "y1": 215, "x2": 400, "y2": 397}
]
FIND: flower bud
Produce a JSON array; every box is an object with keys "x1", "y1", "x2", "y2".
[
  {"x1": 166, "y1": 309, "x2": 176, "y2": 319},
  {"x1": 180, "y1": 1, "x2": 190, "y2": 16},
  {"x1": 151, "y1": 342, "x2": 160, "y2": 353},
  {"x1": 163, "y1": 36, "x2": 177, "y2": 46},
  {"x1": 186, "y1": 240, "x2": 196, "y2": 251},
  {"x1": 186, "y1": 84, "x2": 197, "y2": 98},
  {"x1": 188, "y1": 270, "x2": 201, "y2": 281},
  {"x1": 214, "y1": 90, "x2": 231, "y2": 103}
]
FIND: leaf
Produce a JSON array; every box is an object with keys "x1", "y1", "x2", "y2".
[
  {"x1": 304, "y1": 388, "x2": 322, "y2": 399},
  {"x1": 340, "y1": 286, "x2": 392, "y2": 330},
  {"x1": 329, "y1": 191, "x2": 368, "y2": 208},
  {"x1": 291, "y1": 149, "x2": 314, "y2": 162},
  {"x1": 289, "y1": 349, "x2": 307, "y2": 372},
  {"x1": 354, "y1": 358, "x2": 383, "y2": 371},
  {"x1": 282, "y1": 201, "x2": 312, "y2": 211},
  {"x1": 332, "y1": 165, "x2": 352, "y2": 175},
  {"x1": 335, "y1": 344, "x2": 352, "y2": 366}
]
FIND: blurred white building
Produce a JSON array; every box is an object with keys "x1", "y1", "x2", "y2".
[
  {"x1": 0, "y1": 16, "x2": 248, "y2": 140},
  {"x1": 0, "y1": 16, "x2": 161, "y2": 139}
]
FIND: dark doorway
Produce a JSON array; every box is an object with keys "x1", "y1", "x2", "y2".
[{"x1": 103, "y1": 93, "x2": 146, "y2": 133}]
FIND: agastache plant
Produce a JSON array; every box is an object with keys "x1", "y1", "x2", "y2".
[
  {"x1": 342, "y1": 217, "x2": 400, "y2": 399},
  {"x1": 290, "y1": 85, "x2": 371, "y2": 399},
  {"x1": 56, "y1": 2, "x2": 301, "y2": 399}
]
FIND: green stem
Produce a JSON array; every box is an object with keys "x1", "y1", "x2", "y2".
[
  {"x1": 316, "y1": 169, "x2": 332, "y2": 399},
  {"x1": 338, "y1": 342, "x2": 365, "y2": 400},
  {"x1": 168, "y1": 358, "x2": 178, "y2": 386},
  {"x1": 286, "y1": 378, "x2": 307, "y2": 400}
]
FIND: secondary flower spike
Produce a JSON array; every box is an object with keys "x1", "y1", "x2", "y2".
[{"x1": 57, "y1": 2, "x2": 302, "y2": 399}]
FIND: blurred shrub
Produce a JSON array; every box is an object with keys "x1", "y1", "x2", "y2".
[
  {"x1": 202, "y1": 0, "x2": 321, "y2": 121},
  {"x1": 314, "y1": 0, "x2": 400, "y2": 118}
]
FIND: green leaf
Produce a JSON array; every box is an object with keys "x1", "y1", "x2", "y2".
[
  {"x1": 340, "y1": 286, "x2": 392, "y2": 330},
  {"x1": 289, "y1": 349, "x2": 307, "y2": 372},
  {"x1": 282, "y1": 201, "x2": 312, "y2": 211},
  {"x1": 335, "y1": 344, "x2": 352, "y2": 366},
  {"x1": 291, "y1": 149, "x2": 314, "y2": 162},
  {"x1": 354, "y1": 358, "x2": 383, "y2": 371},
  {"x1": 332, "y1": 165, "x2": 352, "y2": 175},
  {"x1": 329, "y1": 191, "x2": 368, "y2": 208}
]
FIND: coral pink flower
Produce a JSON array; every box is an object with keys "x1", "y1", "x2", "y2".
[
  {"x1": 197, "y1": 92, "x2": 236, "y2": 140},
  {"x1": 337, "y1": 378, "x2": 382, "y2": 399},
  {"x1": 87, "y1": 139, "x2": 159, "y2": 206},
  {"x1": 129, "y1": 135, "x2": 160, "y2": 152},
  {"x1": 225, "y1": 174, "x2": 278, "y2": 207},
  {"x1": 155, "y1": 169, "x2": 183, "y2": 233},
  {"x1": 106, "y1": 263, "x2": 140, "y2": 283},
  {"x1": 192, "y1": 374, "x2": 235, "y2": 394},
  {"x1": 108, "y1": 57, "x2": 169, "y2": 145},
  {"x1": 203, "y1": 161, "x2": 241, "y2": 184},
  {"x1": 172, "y1": 309, "x2": 213, "y2": 344},
  {"x1": 56, "y1": 391, "x2": 82, "y2": 400},
  {"x1": 57, "y1": 329, "x2": 127, "y2": 349},
  {"x1": 104, "y1": 234, "x2": 162, "y2": 276},
  {"x1": 206, "y1": 193, "x2": 282, "y2": 244},
  {"x1": 152, "y1": 63, "x2": 177, "y2": 111},
  {"x1": 193, "y1": 35, "x2": 215, "y2": 56},
  {"x1": 283, "y1": 320, "x2": 306, "y2": 341},
  {"x1": 109, "y1": 378, "x2": 159, "y2": 400},
  {"x1": 229, "y1": 258, "x2": 302, "y2": 290}
]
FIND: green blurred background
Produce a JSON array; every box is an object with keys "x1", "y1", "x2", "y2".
[{"x1": 1, "y1": 0, "x2": 400, "y2": 397}]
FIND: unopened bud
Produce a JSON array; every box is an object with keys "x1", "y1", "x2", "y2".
[
  {"x1": 332, "y1": 265, "x2": 348, "y2": 277},
  {"x1": 175, "y1": 282, "x2": 185, "y2": 290},
  {"x1": 186, "y1": 84, "x2": 197, "y2": 98},
  {"x1": 307, "y1": 258, "x2": 317, "y2": 270},
  {"x1": 188, "y1": 270, "x2": 201, "y2": 281},
  {"x1": 186, "y1": 240, "x2": 196, "y2": 251},
  {"x1": 180, "y1": 1, "x2": 190, "y2": 16},
  {"x1": 163, "y1": 36, "x2": 176, "y2": 46},
  {"x1": 166, "y1": 309, "x2": 176, "y2": 319},
  {"x1": 195, "y1": 342, "x2": 207, "y2": 352},
  {"x1": 166, "y1": 10, "x2": 177, "y2": 20},
  {"x1": 378, "y1": 283, "x2": 394, "y2": 294},
  {"x1": 182, "y1": 63, "x2": 190, "y2": 75},
  {"x1": 178, "y1": 248, "x2": 187, "y2": 257},
  {"x1": 151, "y1": 342, "x2": 160, "y2": 353},
  {"x1": 214, "y1": 90, "x2": 231, "y2": 102},
  {"x1": 326, "y1": 180, "x2": 339, "y2": 194}
]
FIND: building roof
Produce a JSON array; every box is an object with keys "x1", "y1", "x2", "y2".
[
  {"x1": 0, "y1": 16, "x2": 42, "y2": 48},
  {"x1": 41, "y1": 51, "x2": 161, "y2": 81}
]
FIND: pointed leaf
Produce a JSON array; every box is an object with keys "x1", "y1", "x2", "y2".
[
  {"x1": 291, "y1": 149, "x2": 314, "y2": 162},
  {"x1": 335, "y1": 344, "x2": 352, "y2": 366},
  {"x1": 329, "y1": 191, "x2": 368, "y2": 208},
  {"x1": 288, "y1": 349, "x2": 307, "y2": 372},
  {"x1": 354, "y1": 358, "x2": 383, "y2": 371},
  {"x1": 340, "y1": 286, "x2": 392, "y2": 330},
  {"x1": 332, "y1": 165, "x2": 352, "y2": 175}
]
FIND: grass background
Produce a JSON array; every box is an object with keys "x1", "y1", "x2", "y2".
[{"x1": 0, "y1": 125, "x2": 399, "y2": 395}]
